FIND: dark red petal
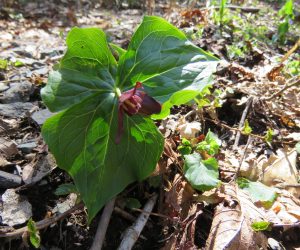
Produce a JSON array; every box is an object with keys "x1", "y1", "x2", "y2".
[
  {"x1": 138, "y1": 94, "x2": 161, "y2": 116},
  {"x1": 131, "y1": 94, "x2": 143, "y2": 105},
  {"x1": 119, "y1": 88, "x2": 135, "y2": 102},
  {"x1": 119, "y1": 82, "x2": 144, "y2": 103}
]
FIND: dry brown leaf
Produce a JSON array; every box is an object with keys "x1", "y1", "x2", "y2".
[
  {"x1": 177, "y1": 119, "x2": 201, "y2": 139},
  {"x1": 259, "y1": 148, "x2": 299, "y2": 196},
  {"x1": 158, "y1": 114, "x2": 179, "y2": 137},
  {"x1": 162, "y1": 174, "x2": 199, "y2": 249},
  {"x1": 179, "y1": 203, "x2": 203, "y2": 249},
  {"x1": 266, "y1": 64, "x2": 284, "y2": 81},
  {"x1": 206, "y1": 184, "x2": 268, "y2": 250},
  {"x1": 165, "y1": 174, "x2": 194, "y2": 215},
  {"x1": 229, "y1": 63, "x2": 254, "y2": 83},
  {"x1": 267, "y1": 190, "x2": 300, "y2": 225},
  {"x1": 197, "y1": 188, "x2": 225, "y2": 205},
  {"x1": 152, "y1": 138, "x2": 179, "y2": 176}
]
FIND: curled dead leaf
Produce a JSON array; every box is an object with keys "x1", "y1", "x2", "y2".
[{"x1": 206, "y1": 184, "x2": 268, "y2": 250}]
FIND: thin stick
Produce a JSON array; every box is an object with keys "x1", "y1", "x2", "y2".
[
  {"x1": 117, "y1": 194, "x2": 158, "y2": 250},
  {"x1": 262, "y1": 77, "x2": 300, "y2": 101},
  {"x1": 205, "y1": 117, "x2": 294, "y2": 145},
  {"x1": 114, "y1": 207, "x2": 136, "y2": 223},
  {"x1": 272, "y1": 222, "x2": 300, "y2": 228},
  {"x1": 280, "y1": 38, "x2": 300, "y2": 64},
  {"x1": 235, "y1": 136, "x2": 253, "y2": 180},
  {"x1": 0, "y1": 203, "x2": 84, "y2": 238},
  {"x1": 131, "y1": 208, "x2": 177, "y2": 221},
  {"x1": 233, "y1": 97, "x2": 253, "y2": 149},
  {"x1": 0, "y1": 78, "x2": 28, "y2": 84},
  {"x1": 201, "y1": 5, "x2": 260, "y2": 13},
  {"x1": 276, "y1": 183, "x2": 300, "y2": 188},
  {"x1": 90, "y1": 197, "x2": 116, "y2": 250}
]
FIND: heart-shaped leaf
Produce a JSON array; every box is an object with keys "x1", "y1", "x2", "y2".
[
  {"x1": 184, "y1": 152, "x2": 220, "y2": 191},
  {"x1": 41, "y1": 27, "x2": 117, "y2": 112},
  {"x1": 117, "y1": 16, "x2": 219, "y2": 118},
  {"x1": 42, "y1": 95, "x2": 163, "y2": 221}
]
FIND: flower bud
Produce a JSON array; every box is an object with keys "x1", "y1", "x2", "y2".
[{"x1": 116, "y1": 82, "x2": 161, "y2": 144}]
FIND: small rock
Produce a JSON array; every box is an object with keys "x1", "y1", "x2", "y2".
[
  {"x1": 40, "y1": 46, "x2": 64, "y2": 59},
  {"x1": 268, "y1": 237, "x2": 283, "y2": 250},
  {"x1": 52, "y1": 193, "x2": 77, "y2": 214},
  {"x1": 22, "y1": 153, "x2": 56, "y2": 184},
  {"x1": 29, "y1": 67, "x2": 49, "y2": 77},
  {"x1": 0, "y1": 82, "x2": 9, "y2": 92},
  {"x1": 0, "y1": 170, "x2": 22, "y2": 188},
  {"x1": 0, "y1": 102, "x2": 35, "y2": 118},
  {"x1": 31, "y1": 109, "x2": 53, "y2": 125},
  {"x1": 17, "y1": 141, "x2": 37, "y2": 154},
  {"x1": 0, "y1": 81, "x2": 34, "y2": 103},
  {"x1": 13, "y1": 49, "x2": 33, "y2": 58},
  {"x1": 1, "y1": 189, "x2": 32, "y2": 226}
]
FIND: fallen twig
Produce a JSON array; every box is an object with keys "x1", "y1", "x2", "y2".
[
  {"x1": 276, "y1": 183, "x2": 300, "y2": 188},
  {"x1": 114, "y1": 207, "x2": 136, "y2": 223},
  {"x1": 205, "y1": 117, "x2": 294, "y2": 145},
  {"x1": 280, "y1": 38, "x2": 300, "y2": 64},
  {"x1": 233, "y1": 97, "x2": 253, "y2": 149},
  {"x1": 0, "y1": 77, "x2": 28, "y2": 84},
  {"x1": 202, "y1": 5, "x2": 260, "y2": 13},
  {"x1": 262, "y1": 76, "x2": 300, "y2": 101},
  {"x1": 131, "y1": 207, "x2": 176, "y2": 221},
  {"x1": 235, "y1": 136, "x2": 253, "y2": 180},
  {"x1": 272, "y1": 222, "x2": 300, "y2": 228},
  {"x1": 0, "y1": 203, "x2": 84, "y2": 238},
  {"x1": 117, "y1": 194, "x2": 158, "y2": 250},
  {"x1": 205, "y1": 117, "x2": 264, "y2": 139},
  {"x1": 90, "y1": 197, "x2": 116, "y2": 250}
]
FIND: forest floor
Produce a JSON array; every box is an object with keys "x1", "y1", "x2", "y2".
[{"x1": 0, "y1": 0, "x2": 300, "y2": 249}]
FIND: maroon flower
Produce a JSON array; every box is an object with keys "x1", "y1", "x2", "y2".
[{"x1": 115, "y1": 82, "x2": 161, "y2": 144}]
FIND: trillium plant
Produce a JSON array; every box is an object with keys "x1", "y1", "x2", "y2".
[{"x1": 41, "y1": 16, "x2": 218, "y2": 222}]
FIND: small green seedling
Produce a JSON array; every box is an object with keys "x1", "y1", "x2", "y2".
[
  {"x1": 196, "y1": 130, "x2": 221, "y2": 156},
  {"x1": 27, "y1": 218, "x2": 40, "y2": 248}
]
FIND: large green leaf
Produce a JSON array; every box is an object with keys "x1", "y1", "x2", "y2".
[
  {"x1": 184, "y1": 153, "x2": 221, "y2": 191},
  {"x1": 117, "y1": 16, "x2": 218, "y2": 117},
  {"x1": 42, "y1": 95, "x2": 163, "y2": 221},
  {"x1": 41, "y1": 27, "x2": 117, "y2": 112}
]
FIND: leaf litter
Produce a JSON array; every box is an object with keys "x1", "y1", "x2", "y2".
[{"x1": 0, "y1": 0, "x2": 300, "y2": 249}]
